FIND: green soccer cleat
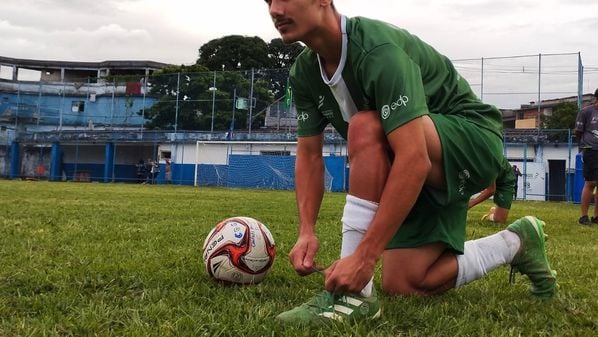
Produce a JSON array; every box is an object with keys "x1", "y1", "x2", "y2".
[
  {"x1": 507, "y1": 216, "x2": 557, "y2": 298},
  {"x1": 276, "y1": 289, "x2": 381, "y2": 325}
]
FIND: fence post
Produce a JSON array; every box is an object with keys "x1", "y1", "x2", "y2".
[
  {"x1": 9, "y1": 141, "x2": 20, "y2": 179},
  {"x1": 104, "y1": 142, "x2": 114, "y2": 183},
  {"x1": 50, "y1": 142, "x2": 61, "y2": 181}
]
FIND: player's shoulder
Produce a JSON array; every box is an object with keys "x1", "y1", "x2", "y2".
[
  {"x1": 581, "y1": 104, "x2": 598, "y2": 114},
  {"x1": 346, "y1": 16, "x2": 413, "y2": 51},
  {"x1": 290, "y1": 48, "x2": 318, "y2": 80}
]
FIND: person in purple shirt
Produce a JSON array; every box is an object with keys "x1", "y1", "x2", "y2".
[{"x1": 575, "y1": 88, "x2": 598, "y2": 225}]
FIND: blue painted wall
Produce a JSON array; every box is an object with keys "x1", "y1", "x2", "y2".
[
  {"x1": 0, "y1": 92, "x2": 155, "y2": 127},
  {"x1": 196, "y1": 155, "x2": 347, "y2": 192}
]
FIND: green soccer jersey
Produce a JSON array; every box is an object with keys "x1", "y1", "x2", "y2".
[{"x1": 290, "y1": 16, "x2": 503, "y2": 139}]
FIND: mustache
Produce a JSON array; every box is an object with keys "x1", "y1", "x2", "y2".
[{"x1": 274, "y1": 17, "x2": 293, "y2": 28}]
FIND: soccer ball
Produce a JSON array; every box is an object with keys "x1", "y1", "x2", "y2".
[{"x1": 202, "y1": 216, "x2": 276, "y2": 284}]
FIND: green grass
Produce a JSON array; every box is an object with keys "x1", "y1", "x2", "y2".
[{"x1": 0, "y1": 180, "x2": 596, "y2": 337}]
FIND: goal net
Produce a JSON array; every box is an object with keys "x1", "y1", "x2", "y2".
[{"x1": 194, "y1": 141, "x2": 340, "y2": 192}]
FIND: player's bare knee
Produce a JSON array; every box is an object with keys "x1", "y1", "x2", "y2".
[{"x1": 347, "y1": 111, "x2": 387, "y2": 158}]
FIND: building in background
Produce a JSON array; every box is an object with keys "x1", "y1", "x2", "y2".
[{"x1": 0, "y1": 56, "x2": 170, "y2": 132}]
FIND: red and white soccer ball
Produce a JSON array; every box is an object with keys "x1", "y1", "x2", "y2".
[{"x1": 202, "y1": 216, "x2": 276, "y2": 284}]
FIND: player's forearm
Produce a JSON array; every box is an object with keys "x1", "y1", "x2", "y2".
[
  {"x1": 575, "y1": 131, "x2": 582, "y2": 146},
  {"x1": 492, "y1": 207, "x2": 509, "y2": 223},
  {"x1": 469, "y1": 188, "x2": 493, "y2": 208},
  {"x1": 356, "y1": 152, "x2": 430, "y2": 260},
  {"x1": 294, "y1": 154, "x2": 325, "y2": 236}
]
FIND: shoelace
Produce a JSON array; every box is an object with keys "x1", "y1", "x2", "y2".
[
  {"x1": 306, "y1": 291, "x2": 333, "y2": 309},
  {"x1": 509, "y1": 266, "x2": 517, "y2": 284},
  {"x1": 306, "y1": 292, "x2": 345, "y2": 318}
]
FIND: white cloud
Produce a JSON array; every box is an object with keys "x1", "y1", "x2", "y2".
[{"x1": 0, "y1": 0, "x2": 596, "y2": 96}]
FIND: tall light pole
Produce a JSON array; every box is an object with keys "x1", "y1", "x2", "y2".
[
  {"x1": 209, "y1": 71, "x2": 217, "y2": 133},
  {"x1": 174, "y1": 72, "x2": 180, "y2": 133},
  {"x1": 248, "y1": 68, "x2": 254, "y2": 137}
]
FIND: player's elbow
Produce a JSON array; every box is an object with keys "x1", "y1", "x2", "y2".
[{"x1": 411, "y1": 151, "x2": 433, "y2": 181}]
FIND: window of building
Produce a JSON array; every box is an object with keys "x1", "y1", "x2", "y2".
[
  {"x1": 71, "y1": 101, "x2": 85, "y2": 112},
  {"x1": 0, "y1": 66, "x2": 12, "y2": 80},
  {"x1": 160, "y1": 151, "x2": 172, "y2": 160}
]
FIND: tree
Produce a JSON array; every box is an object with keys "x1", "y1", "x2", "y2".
[
  {"x1": 266, "y1": 38, "x2": 304, "y2": 99},
  {"x1": 542, "y1": 102, "x2": 578, "y2": 130},
  {"x1": 197, "y1": 36, "x2": 303, "y2": 100},
  {"x1": 197, "y1": 35, "x2": 271, "y2": 71},
  {"x1": 144, "y1": 63, "x2": 217, "y2": 131},
  {"x1": 541, "y1": 101, "x2": 578, "y2": 142},
  {"x1": 268, "y1": 38, "x2": 304, "y2": 69},
  {"x1": 143, "y1": 35, "x2": 300, "y2": 131},
  {"x1": 143, "y1": 64, "x2": 274, "y2": 131}
]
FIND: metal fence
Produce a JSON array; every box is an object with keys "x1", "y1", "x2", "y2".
[
  {"x1": 2, "y1": 52, "x2": 595, "y2": 136},
  {"x1": 453, "y1": 53, "x2": 590, "y2": 110}
]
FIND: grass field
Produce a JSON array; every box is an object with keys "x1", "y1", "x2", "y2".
[{"x1": 0, "y1": 180, "x2": 596, "y2": 337}]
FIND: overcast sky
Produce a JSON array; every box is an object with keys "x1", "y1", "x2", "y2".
[{"x1": 1, "y1": 0, "x2": 597, "y2": 107}]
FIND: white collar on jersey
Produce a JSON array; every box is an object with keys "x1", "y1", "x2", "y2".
[{"x1": 317, "y1": 15, "x2": 348, "y2": 86}]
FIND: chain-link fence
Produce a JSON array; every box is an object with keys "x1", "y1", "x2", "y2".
[
  {"x1": 0, "y1": 67, "x2": 296, "y2": 135},
  {"x1": 3, "y1": 53, "x2": 594, "y2": 136},
  {"x1": 453, "y1": 53, "x2": 588, "y2": 111}
]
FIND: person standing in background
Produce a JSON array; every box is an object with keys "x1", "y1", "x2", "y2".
[
  {"x1": 512, "y1": 165, "x2": 522, "y2": 200},
  {"x1": 575, "y1": 88, "x2": 598, "y2": 225},
  {"x1": 165, "y1": 159, "x2": 172, "y2": 184}
]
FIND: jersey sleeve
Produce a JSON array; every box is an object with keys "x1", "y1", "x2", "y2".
[
  {"x1": 358, "y1": 43, "x2": 429, "y2": 134},
  {"x1": 494, "y1": 159, "x2": 515, "y2": 209},
  {"x1": 289, "y1": 66, "x2": 329, "y2": 137}
]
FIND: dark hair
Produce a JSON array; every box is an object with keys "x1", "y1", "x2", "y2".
[{"x1": 594, "y1": 88, "x2": 598, "y2": 98}]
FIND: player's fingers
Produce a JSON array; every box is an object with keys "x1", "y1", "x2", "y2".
[
  {"x1": 323, "y1": 261, "x2": 338, "y2": 292},
  {"x1": 302, "y1": 244, "x2": 318, "y2": 269},
  {"x1": 288, "y1": 249, "x2": 309, "y2": 275},
  {"x1": 326, "y1": 260, "x2": 337, "y2": 273}
]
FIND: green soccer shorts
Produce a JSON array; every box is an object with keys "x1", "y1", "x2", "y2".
[{"x1": 386, "y1": 114, "x2": 504, "y2": 254}]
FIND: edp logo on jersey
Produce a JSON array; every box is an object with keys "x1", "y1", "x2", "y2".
[
  {"x1": 381, "y1": 95, "x2": 409, "y2": 119},
  {"x1": 297, "y1": 111, "x2": 309, "y2": 122}
]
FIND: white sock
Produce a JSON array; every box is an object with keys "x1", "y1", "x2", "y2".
[
  {"x1": 341, "y1": 194, "x2": 378, "y2": 297},
  {"x1": 455, "y1": 230, "x2": 521, "y2": 287},
  {"x1": 488, "y1": 213, "x2": 495, "y2": 222}
]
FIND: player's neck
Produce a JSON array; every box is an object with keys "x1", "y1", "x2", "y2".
[{"x1": 305, "y1": 13, "x2": 342, "y2": 76}]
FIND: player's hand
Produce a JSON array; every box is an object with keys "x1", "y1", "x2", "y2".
[
  {"x1": 288, "y1": 234, "x2": 320, "y2": 276},
  {"x1": 324, "y1": 253, "x2": 376, "y2": 294}
]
